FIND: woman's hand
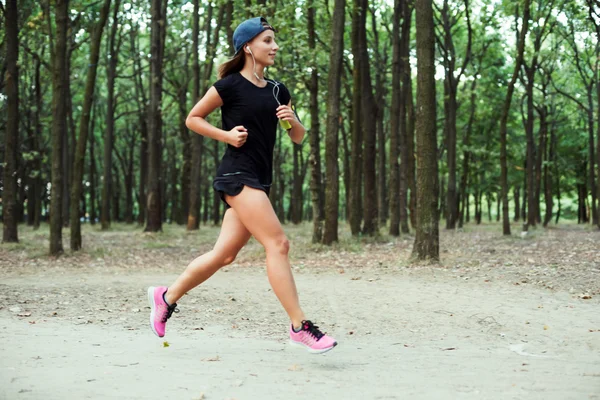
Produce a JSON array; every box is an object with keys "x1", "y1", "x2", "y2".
[
  {"x1": 227, "y1": 126, "x2": 248, "y2": 147},
  {"x1": 276, "y1": 105, "x2": 297, "y2": 123}
]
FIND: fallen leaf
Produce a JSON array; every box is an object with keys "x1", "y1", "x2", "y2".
[
  {"x1": 163, "y1": 341, "x2": 170, "y2": 347},
  {"x1": 543, "y1": 325, "x2": 549, "y2": 330},
  {"x1": 17, "y1": 312, "x2": 32, "y2": 317},
  {"x1": 441, "y1": 347, "x2": 457, "y2": 351}
]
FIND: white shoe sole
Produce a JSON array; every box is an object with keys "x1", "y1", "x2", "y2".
[
  {"x1": 147, "y1": 287, "x2": 161, "y2": 337},
  {"x1": 289, "y1": 339, "x2": 337, "y2": 354}
]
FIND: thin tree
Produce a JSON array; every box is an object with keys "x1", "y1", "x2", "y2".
[
  {"x1": 188, "y1": 1, "x2": 211, "y2": 230},
  {"x1": 359, "y1": 0, "x2": 378, "y2": 235},
  {"x1": 322, "y1": 1, "x2": 345, "y2": 244},
  {"x1": 307, "y1": 0, "x2": 324, "y2": 242},
  {"x1": 146, "y1": 0, "x2": 167, "y2": 232},
  {"x1": 3, "y1": 0, "x2": 19, "y2": 243},
  {"x1": 389, "y1": 0, "x2": 403, "y2": 236},
  {"x1": 399, "y1": 0, "x2": 414, "y2": 234},
  {"x1": 412, "y1": 0, "x2": 439, "y2": 261},
  {"x1": 70, "y1": 0, "x2": 112, "y2": 250},
  {"x1": 101, "y1": 0, "x2": 122, "y2": 230},
  {"x1": 50, "y1": 0, "x2": 70, "y2": 255},
  {"x1": 435, "y1": 0, "x2": 472, "y2": 230},
  {"x1": 591, "y1": 2, "x2": 600, "y2": 230},
  {"x1": 500, "y1": 0, "x2": 531, "y2": 236},
  {"x1": 349, "y1": 0, "x2": 364, "y2": 236}
]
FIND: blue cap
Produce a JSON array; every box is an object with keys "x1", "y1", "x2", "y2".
[{"x1": 233, "y1": 17, "x2": 275, "y2": 55}]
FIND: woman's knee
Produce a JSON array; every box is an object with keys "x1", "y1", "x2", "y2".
[
  {"x1": 213, "y1": 249, "x2": 237, "y2": 266},
  {"x1": 265, "y1": 235, "x2": 290, "y2": 256}
]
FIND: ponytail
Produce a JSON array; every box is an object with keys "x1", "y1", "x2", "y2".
[{"x1": 218, "y1": 51, "x2": 245, "y2": 79}]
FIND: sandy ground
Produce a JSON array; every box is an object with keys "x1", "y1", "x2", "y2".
[{"x1": 1, "y1": 264, "x2": 599, "y2": 400}]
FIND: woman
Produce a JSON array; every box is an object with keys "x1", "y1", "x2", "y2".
[{"x1": 147, "y1": 17, "x2": 337, "y2": 354}]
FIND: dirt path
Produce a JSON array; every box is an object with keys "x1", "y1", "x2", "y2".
[{"x1": 1, "y1": 265, "x2": 599, "y2": 399}]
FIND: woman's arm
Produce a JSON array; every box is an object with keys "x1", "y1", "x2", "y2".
[
  {"x1": 186, "y1": 87, "x2": 248, "y2": 147},
  {"x1": 277, "y1": 100, "x2": 305, "y2": 144}
]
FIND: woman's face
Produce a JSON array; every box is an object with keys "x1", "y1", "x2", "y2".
[{"x1": 246, "y1": 30, "x2": 279, "y2": 66}]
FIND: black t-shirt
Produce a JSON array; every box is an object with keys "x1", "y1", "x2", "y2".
[{"x1": 212, "y1": 72, "x2": 291, "y2": 186}]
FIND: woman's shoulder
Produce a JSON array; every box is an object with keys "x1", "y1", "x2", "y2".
[
  {"x1": 213, "y1": 73, "x2": 243, "y2": 102},
  {"x1": 215, "y1": 72, "x2": 242, "y2": 86}
]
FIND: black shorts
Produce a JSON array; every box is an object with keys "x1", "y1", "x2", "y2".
[{"x1": 213, "y1": 176, "x2": 271, "y2": 209}]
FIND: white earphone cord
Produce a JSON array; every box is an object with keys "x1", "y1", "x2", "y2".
[{"x1": 247, "y1": 46, "x2": 281, "y2": 105}]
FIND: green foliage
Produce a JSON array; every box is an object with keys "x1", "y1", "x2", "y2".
[{"x1": 2, "y1": 0, "x2": 597, "y2": 228}]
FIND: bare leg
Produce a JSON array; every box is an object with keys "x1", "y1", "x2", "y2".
[
  {"x1": 165, "y1": 208, "x2": 251, "y2": 305},
  {"x1": 225, "y1": 186, "x2": 306, "y2": 328}
]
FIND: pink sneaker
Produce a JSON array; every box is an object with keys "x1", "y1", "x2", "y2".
[
  {"x1": 289, "y1": 320, "x2": 337, "y2": 354},
  {"x1": 147, "y1": 286, "x2": 179, "y2": 337}
]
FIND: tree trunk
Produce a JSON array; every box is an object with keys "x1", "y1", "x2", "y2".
[
  {"x1": 112, "y1": 165, "x2": 121, "y2": 222},
  {"x1": 513, "y1": 186, "x2": 520, "y2": 221},
  {"x1": 322, "y1": 1, "x2": 345, "y2": 244},
  {"x1": 543, "y1": 118, "x2": 555, "y2": 227},
  {"x1": 31, "y1": 56, "x2": 43, "y2": 229},
  {"x1": 388, "y1": 0, "x2": 402, "y2": 236},
  {"x1": 179, "y1": 80, "x2": 191, "y2": 225},
  {"x1": 525, "y1": 66, "x2": 537, "y2": 229},
  {"x1": 359, "y1": 0, "x2": 378, "y2": 235},
  {"x1": 70, "y1": 0, "x2": 111, "y2": 250},
  {"x1": 370, "y1": 7, "x2": 388, "y2": 227},
  {"x1": 587, "y1": 90, "x2": 598, "y2": 225},
  {"x1": 412, "y1": 0, "x2": 439, "y2": 261},
  {"x1": 145, "y1": 0, "x2": 166, "y2": 232},
  {"x1": 125, "y1": 137, "x2": 135, "y2": 224},
  {"x1": 499, "y1": 0, "x2": 530, "y2": 236},
  {"x1": 3, "y1": 0, "x2": 19, "y2": 243},
  {"x1": 168, "y1": 143, "x2": 179, "y2": 223},
  {"x1": 291, "y1": 143, "x2": 303, "y2": 224},
  {"x1": 459, "y1": 78, "x2": 477, "y2": 228},
  {"x1": 129, "y1": 26, "x2": 148, "y2": 226},
  {"x1": 49, "y1": 0, "x2": 70, "y2": 255},
  {"x1": 187, "y1": 0, "x2": 205, "y2": 230},
  {"x1": 521, "y1": 160, "x2": 527, "y2": 221},
  {"x1": 400, "y1": 1, "x2": 414, "y2": 234},
  {"x1": 89, "y1": 104, "x2": 98, "y2": 225},
  {"x1": 101, "y1": 0, "x2": 122, "y2": 230},
  {"x1": 597, "y1": 49, "x2": 600, "y2": 229},
  {"x1": 440, "y1": 0, "x2": 472, "y2": 230},
  {"x1": 349, "y1": 0, "x2": 363, "y2": 236},
  {"x1": 535, "y1": 106, "x2": 548, "y2": 225},
  {"x1": 306, "y1": 0, "x2": 323, "y2": 241},
  {"x1": 407, "y1": 77, "x2": 417, "y2": 229},
  {"x1": 63, "y1": 41, "x2": 76, "y2": 228}
]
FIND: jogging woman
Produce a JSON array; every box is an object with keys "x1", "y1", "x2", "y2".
[{"x1": 147, "y1": 17, "x2": 337, "y2": 354}]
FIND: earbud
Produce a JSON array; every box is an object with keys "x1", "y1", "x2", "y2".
[{"x1": 246, "y1": 46, "x2": 252, "y2": 54}]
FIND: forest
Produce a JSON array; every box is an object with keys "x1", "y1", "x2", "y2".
[{"x1": 1, "y1": 0, "x2": 599, "y2": 259}]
